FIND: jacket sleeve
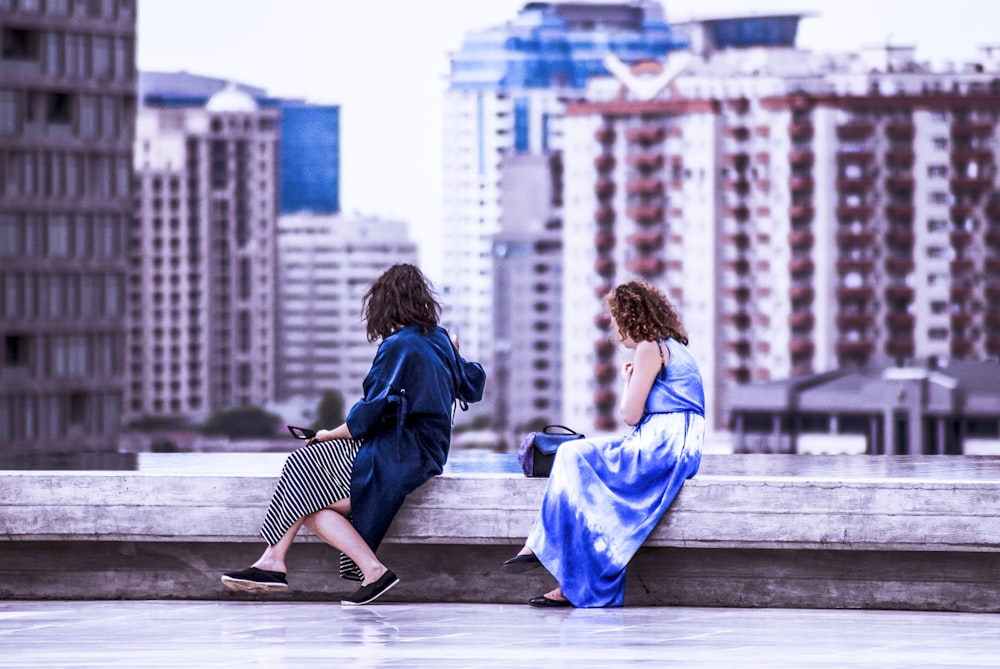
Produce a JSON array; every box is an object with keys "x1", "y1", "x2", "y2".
[
  {"x1": 457, "y1": 357, "x2": 486, "y2": 404},
  {"x1": 345, "y1": 342, "x2": 405, "y2": 440}
]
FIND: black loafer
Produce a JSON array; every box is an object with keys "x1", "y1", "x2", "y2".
[
  {"x1": 341, "y1": 569, "x2": 399, "y2": 606},
  {"x1": 528, "y1": 595, "x2": 572, "y2": 608},
  {"x1": 502, "y1": 553, "x2": 541, "y2": 573},
  {"x1": 221, "y1": 566, "x2": 288, "y2": 593}
]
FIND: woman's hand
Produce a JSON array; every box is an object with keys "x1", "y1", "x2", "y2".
[
  {"x1": 448, "y1": 328, "x2": 460, "y2": 350},
  {"x1": 305, "y1": 423, "x2": 352, "y2": 446}
]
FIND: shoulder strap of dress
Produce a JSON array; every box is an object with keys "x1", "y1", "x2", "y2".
[{"x1": 656, "y1": 339, "x2": 666, "y2": 371}]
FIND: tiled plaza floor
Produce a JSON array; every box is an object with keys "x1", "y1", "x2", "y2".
[{"x1": 0, "y1": 600, "x2": 997, "y2": 668}]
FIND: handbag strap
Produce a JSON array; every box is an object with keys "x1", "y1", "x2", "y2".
[
  {"x1": 656, "y1": 340, "x2": 667, "y2": 372},
  {"x1": 543, "y1": 424, "x2": 581, "y2": 436}
]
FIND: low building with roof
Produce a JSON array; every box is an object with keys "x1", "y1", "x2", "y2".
[{"x1": 728, "y1": 358, "x2": 1000, "y2": 455}]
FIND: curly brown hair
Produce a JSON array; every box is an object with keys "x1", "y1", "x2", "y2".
[
  {"x1": 362, "y1": 263, "x2": 441, "y2": 342},
  {"x1": 605, "y1": 281, "x2": 688, "y2": 346}
]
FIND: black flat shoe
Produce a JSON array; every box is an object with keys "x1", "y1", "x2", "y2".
[
  {"x1": 221, "y1": 566, "x2": 288, "y2": 593},
  {"x1": 528, "y1": 595, "x2": 572, "y2": 608},
  {"x1": 502, "y1": 553, "x2": 541, "y2": 573},
  {"x1": 341, "y1": 569, "x2": 399, "y2": 606}
]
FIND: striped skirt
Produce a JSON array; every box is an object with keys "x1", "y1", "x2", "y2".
[{"x1": 260, "y1": 438, "x2": 365, "y2": 581}]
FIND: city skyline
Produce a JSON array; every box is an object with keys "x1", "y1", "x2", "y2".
[{"x1": 136, "y1": 0, "x2": 1000, "y2": 281}]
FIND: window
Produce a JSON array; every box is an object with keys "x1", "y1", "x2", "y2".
[
  {"x1": 933, "y1": 137, "x2": 948, "y2": 150},
  {"x1": 0, "y1": 90, "x2": 17, "y2": 133},
  {"x1": 2, "y1": 28, "x2": 40, "y2": 61},
  {"x1": 928, "y1": 328, "x2": 949, "y2": 340},
  {"x1": 927, "y1": 165, "x2": 947, "y2": 178},
  {"x1": 4, "y1": 334, "x2": 30, "y2": 368},
  {"x1": 47, "y1": 92, "x2": 72, "y2": 124},
  {"x1": 926, "y1": 246, "x2": 947, "y2": 259}
]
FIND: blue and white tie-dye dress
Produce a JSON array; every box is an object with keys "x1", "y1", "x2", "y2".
[{"x1": 526, "y1": 337, "x2": 705, "y2": 607}]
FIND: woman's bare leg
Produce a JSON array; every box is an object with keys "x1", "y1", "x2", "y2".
[
  {"x1": 303, "y1": 499, "x2": 388, "y2": 586},
  {"x1": 251, "y1": 517, "x2": 306, "y2": 574}
]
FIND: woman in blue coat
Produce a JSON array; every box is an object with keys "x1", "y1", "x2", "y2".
[
  {"x1": 223, "y1": 264, "x2": 486, "y2": 605},
  {"x1": 503, "y1": 280, "x2": 704, "y2": 607}
]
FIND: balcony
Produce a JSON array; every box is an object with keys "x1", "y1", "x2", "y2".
[
  {"x1": 788, "y1": 121, "x2": 814, "y2": 141},
  {"x1": 836, "y1": 205, "x2": 874, "y2": 221},
  {"x1": 627, "y1": 205, "x2": 664, "y2": 224},
  {"x1": 836, "y1": 149, "x2": 875, "y2": 166},
  {"x1": 886, "y1": 285, "x2": 915, "y2": 302},
  {"x1": 986, "y1": 202, "x2": 1000, "y2": 221},
  {"x1": 950, "y1": 204, "x2": 973, "y2": 225},
  {"x1": 594, "y1": 231, "x2": 615, "y2": 252},
  {"x1": 594, "y1": 154, "x2": 616, "y2": 172},
  {"x1": 951, "y1": 258, "x2": 976, "y2": 274},
  {"x1": 789, "y1": 150, "x2": 814, "y2": 167},
  {"x1": 885, "y1": 313, "x2": 915, "y2": 329},
  {"x1": 837, "y1": 313, "x2": 874, "y2": 329},
  {"x1": 951, "y1": 339, "x2": 975, "y2": 358},
  {"x1": 727, "y1": 178, "x2": 751, "y2": 195},
  {"x1": 836, "y1": 285, "x2": 874, "y2": 301},
  {"x1": 726, "y1": 205, "x2": 751, "y2": 222},
  {"x1": 986, "y1": 230, "x2": 1000, "y2": 247},
  {"x1": 886, "y1": 148, "x2": 915, "y2": 168},
  {"x1": 886, "y1": 230, "x2": 915, "y2": 247},
  {"x1": 728, "y1": 97, "x2": 750, "y2": 114},
  {"x1": 789, "y1": 258, "x2": 815, "y2": 276},
  {"x1": 595, "y1": 206, "x2": 615, "y2": 225},
  {"x1": 789, "y1": 340, "x2": 815, "y2": 357},
  {"x1": 594, "y1": 283, "x2": 612, "y2": 299},
  {"x1": 951, "y1": 176, "x2": 993, "y2": 193},
  {"x1": 594, "y1": 389, "x2": 617, "y2": 409},
  {"x1": 789, "y1": 230, "x2": 814, "y2": 248},
  {"x1": 951, "y1": 147, "x2": 993, "y2": 168},
  {"x1": 837, "y1": 258, "x2": 874, "y2": 273},
  {"x1": 836, "y1": 120, "x2": 875, "y2": 141},
  {"x1": 594, "y1": 179, "x2": 616, "y2": 201},
  {"x1": 988, "y1": 337, "x2": 1000, "y2": 355},
  {"x1": 836, "y1": 230, "x2": 876, "y2": 246},
  {"x1": 985, "y1": 256, "x2": 1000, "y2": 272},
  {"x1": 986, "y1": 284, "x2": 1000, "y2": 301},
  {"x1": 789, "y1": 312, "x2": 815, "y2": 330},
  {"x1": 789, "y1": 205, "x2": 814, "y2": 222},
  {"x1": 594, "y1": 257, "x2": 615, "y2": 278},
  {"x1": 727, "y1": 340, "x2": 751, "y2": 357},
  {"x1": 594, "y1": 339, "x2": 616, "y2": 358},
  {"x1": 950, "y1": 230, "x2": 974, "y2": 248},
  {"x1": 627, "y1": 231, "x2": 663, "y2": 250},
  {"x1": 727, "y1": 231, "x2": 750, "y2": 249},
  {"x1": 951, "y1": 121, "x2": 993, "y2": 140},
  {"x1": 724, "y1": 258, "x2": 751, "y2": 275},
  {"x1": 594, "y1": 361, "x2": 616, "y2": 383},
  {"x1": 789, "y1": 285, "x2": 815, "y2": 302},
  {"x1": 626, "y1": 256, "x2": 666, "y2": 277},
  {"x1": 836, "y1": 340, "x2": 875, "y2": 357},
  {"x1": 885, "y1": 176, "x2": 915, "y2": 193},
  {"x1": 728, "y1": 366, "x2": 752, "y2": 384},
  {"x1": 626, "y1": 179, "x2": 663, "y2": 197},
  {"x1": 595, "y1": 127, "x2": 616, "y2": 144},
  {"x1": 789, "y1": 176, "x2": 814, "y2": 193},
  {"x1": 625, "y1": 126, "x2": 665, "y2": 145},
  {"x1": 726, "y1": 125, "x2": 751, "y2": 142},
  {"x1": 885, "y1": 121, "x2": 915, "y2": 141},
  {"x1": 987, "y1": 312, "x2": 1000, "y2": 327},
  {"x1": 724, "y1": 153, "x2": 750, "y2": 171},
  {"x1": 837, "y1": 176, "x2": 874, "y2": 191},
  {"x1": 885, "y1": 258, "x2": 915, "y2": 274},
  {"x1": 593, "y1": 313, "x2": 612, "y2": 330},
  {"x1": 950, "y1": 284, "x2": 973, "y2": 301},
  {"x1": 951, "y1": 312, "x2": 975, "y2": 328},
  {"x1": 885, "y1": 203, "x2": 915, "y2": 222},
  {"x1": 626, "y1": 154, "x2": 664, "y2": 171},
  {"x1": 886, "y1": 340, "x2": 915, "y2": 358},
  {"x1": 725, "y1": 311, "x2": 752, "y2": 330}
]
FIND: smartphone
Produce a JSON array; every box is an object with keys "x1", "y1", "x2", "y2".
[{"x1": 287, "y1": 425, "x2": 317, "y2": 440}]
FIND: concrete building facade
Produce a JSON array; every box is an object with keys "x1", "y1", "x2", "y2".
[
  {"x1": 559, "y1": 17, "x2": 1000, "y2": 434},
  {"x1": 0, "y1": 0, "x2": 136, "y2": 454},
  {"x1": 276, "y1": 212, "x2": 417, "y2": 405},
  {"x1": 128, "y1": 86, "x2": 279, "y2": 421}
]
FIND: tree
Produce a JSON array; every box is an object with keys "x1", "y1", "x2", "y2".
[
  {"x1": 313, "y1": 390, "x2": 345, "y2": 431},
  {"x1": 202, "y1": 406, "x2": 283, "y2": 439}
]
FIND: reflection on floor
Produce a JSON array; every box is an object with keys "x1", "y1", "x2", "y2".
[{"x1": 1, "y1": 600, "x2": 998, "y2": 668}]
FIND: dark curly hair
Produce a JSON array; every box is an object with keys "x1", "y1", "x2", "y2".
[
  {"x1": 362, "y1": 263, "x2": 441, "y2": 342},
  {"x1": 605, "y1": 281, "x2": 688, "y2": 346}
]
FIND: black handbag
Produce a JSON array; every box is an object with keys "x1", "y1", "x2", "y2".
[{"x1": 518, "y1": 425, "x2": 585, "y2": 477}]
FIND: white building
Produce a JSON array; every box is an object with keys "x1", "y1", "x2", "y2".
[
  {"x1": 128, "y1": 86, "x2": 279, "y2": 421},
  {"x1": 276, "y1": 213, "x2": 418, "y2": 405}
]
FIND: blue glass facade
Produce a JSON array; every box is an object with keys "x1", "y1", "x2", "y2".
[
  {"x1": 704, "y1": 16, "x2": 800, "y2": 49},
  {"x1": 139, "y1": 72, "x2": 340, "y2": 214},
  {"x1": 278, "y1": 104, "x2": 340, "y2": 214},
  {"x1": 449, "y1": 2, "x2": 689, "y2": 90}
]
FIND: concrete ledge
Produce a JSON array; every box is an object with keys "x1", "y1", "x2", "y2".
[{"x1": 3, "y1": 455, "x2": 1000, "y2": 611}]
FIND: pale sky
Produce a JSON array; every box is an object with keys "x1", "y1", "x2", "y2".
[{"x1": 137, "y1": 0, "x2": 999, "y2": 279}]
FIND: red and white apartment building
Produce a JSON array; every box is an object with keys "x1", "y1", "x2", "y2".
[{"x1": 560, "y1": 38, "x2": 1000, "y2": 431}]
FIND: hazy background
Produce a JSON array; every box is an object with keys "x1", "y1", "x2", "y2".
[{"x1": 137, "y1": 0, "x2": 1000, "y2": 280}]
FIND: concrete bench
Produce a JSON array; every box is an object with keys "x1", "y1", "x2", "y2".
[{"x1": 3, "y1": 454, "x2": 1000, "y2": 611}]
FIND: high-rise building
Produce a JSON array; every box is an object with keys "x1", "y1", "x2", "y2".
[
  {"x1": 276, "y1": 212, "x2": 418, "y2": 404},
  {"x1": 128, "y1": 86, "x2": 279, "y2": 421},
  {"x1": 140, "y1": 71, "x2": 340, "y2": 215},
  {"x1": 559, "y1": 14, "x2": 1000, "y2": 432},
  {"x1": 0, "y1": 1, "x2": 136, "y2": 455},
  {"x1": 442, "y1": 1, "x2": 688, "y2": 422}
]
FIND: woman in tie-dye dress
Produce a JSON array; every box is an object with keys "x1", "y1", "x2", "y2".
[{"x1": 502, "y1": 280, "x2": 705, "y2": 608}]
